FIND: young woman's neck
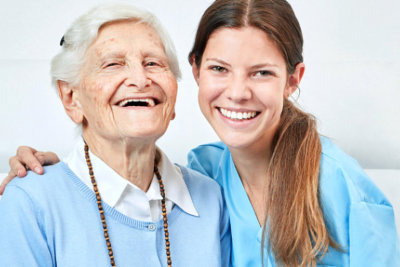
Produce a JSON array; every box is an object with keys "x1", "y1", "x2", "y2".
[
  {"x1": 229, "y1": 144, "x2": 273, "y2": 225},
  {"x1": 82, "y1": 131, "x2": 156, "y2": 192},
  {"x1": 230, "y1": 146, "x2": 271, "y2": 188}
]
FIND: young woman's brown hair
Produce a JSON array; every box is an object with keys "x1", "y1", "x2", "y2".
[{"x1": 189, "y1": 0, "x2": 338, "y2": 265}]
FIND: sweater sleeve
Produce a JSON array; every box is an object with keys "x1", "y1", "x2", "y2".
[
  {"x1": 0, "y1": 185, "x2": 53, "y2": 267},
  {"x1": 349, "y1": 201, "x2": 400, "y2": 266}
]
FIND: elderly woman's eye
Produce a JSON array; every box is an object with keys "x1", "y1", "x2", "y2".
[
  {"x1": 211, "y1": 66, "x2": 227, "y2": 72},
  {"x1": 104, "y1": 62, "x2": 121, "y2": 68},
  {"x1": 145, "y1": 61, "x2": 160, "y2": 67}
]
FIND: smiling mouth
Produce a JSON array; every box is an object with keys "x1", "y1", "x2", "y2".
[
  {"x1": 219, "y1": 107, "x2": 259, "y2": 120},
  {"x1": 117, "y1": 98, "x2": 160, "y2": 107}
]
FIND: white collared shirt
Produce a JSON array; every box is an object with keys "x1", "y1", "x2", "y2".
[{"x1": 63, "y1": 138, "x2": 198, "y2": 222}]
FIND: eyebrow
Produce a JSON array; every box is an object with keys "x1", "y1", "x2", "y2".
[
  {"x1": 205, "y1": 58, "x2": 279, "y2": 69},
  {"x1": 205, "y1": 58, "x2": 231, "y2": 67},
  {"x1": 249, "y1": 63, "x2": 279, "y2": 70},
  {"x1": 143, "y1": 51, "x2": 167, "y2": 60},
  {"x1": 99, "y1": 51, "x2": 126, "y2": 61}
]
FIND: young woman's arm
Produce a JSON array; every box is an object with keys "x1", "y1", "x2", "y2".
[{"x1": 0, "y1": 147, "x2": 59, "y2": 194}]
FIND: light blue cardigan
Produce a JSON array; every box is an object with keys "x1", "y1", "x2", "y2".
[{"x1": 0, "y1": 163, "x2": 231, "y2": 267}]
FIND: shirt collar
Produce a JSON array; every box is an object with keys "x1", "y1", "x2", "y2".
[
  {"x1": 157, "y1": 149, "x2": 198, "y2": 216},
  {"x1": 63, "y1": 137, "x2": 198, "y2": 217}
]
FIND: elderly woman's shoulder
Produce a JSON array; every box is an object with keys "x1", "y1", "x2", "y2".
[{"x1": 5, "y1": 162, "x2": 74, "y2": 200}]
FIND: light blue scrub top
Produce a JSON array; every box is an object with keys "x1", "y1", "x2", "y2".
[{"x1": 188, "y1": 137, "x2": 400, "y2": 266}]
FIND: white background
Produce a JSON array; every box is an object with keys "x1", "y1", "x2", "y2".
[{"x1": 1, "y1": 0, "x2": 399, "y2": 172}]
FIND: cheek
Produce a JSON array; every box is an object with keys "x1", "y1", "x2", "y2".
[
  {"x1": 197, "y1": 84, "x2": 211, "y2": 115},
  {"x1": 198, "y1": 74, "x2": 222, "y2": 107},
  {"x1": 82, "y1": 87, "x2": 104, "y2": 112},
  {"x1": 79, "y1": 81, "x2": 114, "y2": 125},
  {"x1": 167, "y1": 79, "x2": 178, "y2": 102},
  {"x1": 264, "y1": 91, "x2": 285, "y2": 120},
  {"x1": 152, "y1": 72, "x2": 178, "y2": 99},
  {"x1": 154, "y1": 73, "x2": 178, "y2": 120},
  {"x1": 257, "y1": 81, "x2": 286, "y2": 107},
  {"x1": 164, "y1": 83, "x2": 178, "y2": 119}
]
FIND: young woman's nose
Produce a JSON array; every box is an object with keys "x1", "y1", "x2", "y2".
[
  {"x1": 225, "y1": 75, "x2": 251, "y2": 102},
  {"x1": 124, "y1": 64, "x2": 151, "y2": 89}
]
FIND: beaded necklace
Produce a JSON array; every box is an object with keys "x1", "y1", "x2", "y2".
[{"x1": 84, "y1": 143, "x2": 172, "y2": 267}]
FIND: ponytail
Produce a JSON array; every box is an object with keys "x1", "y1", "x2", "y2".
[{"x1": 262, "y1": 100, "x2": 338, "y2": 266}]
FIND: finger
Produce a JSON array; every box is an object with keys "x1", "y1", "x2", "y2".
[
  {"x1": 35, "y1": 151, "x2": 60, "y2": 166},
  {"x1": 0, "y1": 171, "x2": 17, "y2": 195},
  {"x1": 9, "y1": 156, "x2": 28, "y2": 177},
  {"x1": 16, "y1": 146, "x2": 43, "y2": 174}
]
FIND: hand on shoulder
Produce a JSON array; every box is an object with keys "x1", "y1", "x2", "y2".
[{"x1": 0, "y1": 146, "x2": 60, "y2": 195}]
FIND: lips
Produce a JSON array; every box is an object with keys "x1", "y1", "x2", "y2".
[
  {"x1": 116, "y1": 97, "x2": 159, "y2": 107},
  {"x1": 218, "y1": 107, "x2": 259, "y2": 120}
]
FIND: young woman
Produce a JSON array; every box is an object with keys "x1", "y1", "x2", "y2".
[{"x1": 4, "y1": 0, "x2": 400, "y2": 266}]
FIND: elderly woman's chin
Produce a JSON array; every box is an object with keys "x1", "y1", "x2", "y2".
[{"x1": 111, "y1": 104, "x2": 174, "y2": 141}]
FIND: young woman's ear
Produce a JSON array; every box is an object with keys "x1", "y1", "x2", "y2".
[
  {"x1": 191, "y1": 55, "x2": 200, "y2": 85},
  {"x1": 285, "y1": 62, "x2": 305, "y2": 98},
  {"x1": 57, "y1": 81, "x2": 84, "y2": 124}
]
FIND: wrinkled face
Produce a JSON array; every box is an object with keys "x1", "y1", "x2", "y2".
[
  {"x1": 75, "y1": 20, "x2": 177, "y2": 144},
  {"x1": 195, "y1": 26, "x2": 297, "y2": 152}
]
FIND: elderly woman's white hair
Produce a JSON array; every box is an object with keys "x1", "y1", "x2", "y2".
[{"x1": 51, "y1": 3, "x2": 181, "y2": 89}]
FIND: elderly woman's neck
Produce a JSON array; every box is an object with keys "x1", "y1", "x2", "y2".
[{"x1": 82, "y1": 133, "x2": 157, "y2": 192}]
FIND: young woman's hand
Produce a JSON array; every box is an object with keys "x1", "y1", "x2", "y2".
[{"x1": 0, "y1": 146, "x2": 60, "y2": 194}]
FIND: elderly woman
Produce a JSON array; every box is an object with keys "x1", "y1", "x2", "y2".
[{"x1": 0, "y1": 4, "x2": 230, "y2": 267}]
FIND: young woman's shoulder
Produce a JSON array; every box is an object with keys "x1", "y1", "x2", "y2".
[
  {"x1": 319, "y1": 136, "x2": 390, "y2": 206},
  {"x1": 187, "y1": 141, "x2": 228, "y2": 180},
  {"x1": 318, "y1": 137, "x2": 400, "y2": 264},
  {"x1": 179, "y1": 165, "x2": 221, "y2": 191},
  {"x1": 178, "y1": 165, "x2": 223, "y2": 203}
]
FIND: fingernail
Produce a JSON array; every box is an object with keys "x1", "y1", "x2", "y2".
[
  {"x1": 17, "y1": 170, "x2": 23, "y2": 177},
  {"x1": 34, "y1": 167, "x2": 42, "y2": 173}
]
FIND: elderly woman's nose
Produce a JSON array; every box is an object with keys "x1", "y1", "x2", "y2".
[{"x1": 124, "y1": 65, "x2": 151, "y2": 89}]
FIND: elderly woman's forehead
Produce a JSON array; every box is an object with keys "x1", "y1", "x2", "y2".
[
  {"x1": 99, "y1": 20, "x2": 159, "y2": 37},
  {"x1": 94, "y1": 21, "x2": 163, "y2": 47}
]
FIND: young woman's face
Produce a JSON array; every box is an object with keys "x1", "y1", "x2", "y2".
[{"x1": 193, "y1": 26, "x2": 302, "y2": 152}]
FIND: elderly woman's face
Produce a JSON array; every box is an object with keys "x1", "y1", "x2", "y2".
[{"x1": 74, "y1": 20, "x2": 177, "y2": 143}]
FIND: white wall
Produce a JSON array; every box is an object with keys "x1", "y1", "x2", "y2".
[{"x1": 1, "y1": 0, "x2": 399, "y2": 172}]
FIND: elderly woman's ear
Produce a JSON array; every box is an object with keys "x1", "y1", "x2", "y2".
[{"x1": 57, "y1": 80, "x2": 84, "y2": 124}]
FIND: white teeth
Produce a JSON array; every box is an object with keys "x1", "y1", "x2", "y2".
[
  {"x1": 219, "y1": 108, "x2": 257, "y2": 120},
  {"x1": 118, "y1": 98, "x2": 155, "y2": 107}
]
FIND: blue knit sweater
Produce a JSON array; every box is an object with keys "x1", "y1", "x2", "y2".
[{"x1": 0, "y1": 163, "x2": 231, "y2": 267}]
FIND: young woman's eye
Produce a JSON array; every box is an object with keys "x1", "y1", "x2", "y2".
[
  {"x1": 210, "y1": 66, "x2": 227, "y2": 72},
  {"x1": 254, "y1": 70, "x2": 273, "y2": 77}
]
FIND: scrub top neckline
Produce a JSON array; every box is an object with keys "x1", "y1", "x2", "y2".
[{"x1": 228, "y1": 151, "x2": 263, "y2": 232}]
